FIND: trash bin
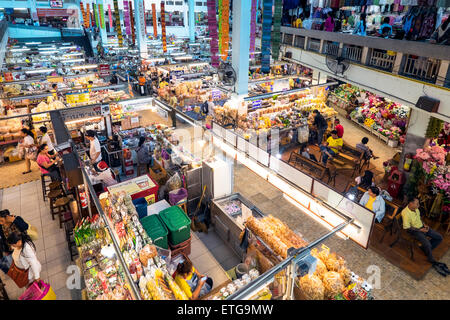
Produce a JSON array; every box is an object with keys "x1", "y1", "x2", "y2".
[{"x1": 132, "y1": 197, "x2": 148, "y2": 220}]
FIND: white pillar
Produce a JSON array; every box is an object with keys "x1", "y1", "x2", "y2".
[
  {"x1": 28, "y1": 0, "x2": 39, "y2": 26},
  {"x1": 188, "y1": 0, "x2": 195, "y2": 42},
  {"x1": 134, "y1": 0, "x2": 148, "y2": 58},
  {"x1": 232, "y1": 0, "x2": 251, "y2": 95}
]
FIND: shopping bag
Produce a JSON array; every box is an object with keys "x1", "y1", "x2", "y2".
[
  {"x1": 27, "y1": 225, "x2": 39, "y2": 241},
  {"x1": 7, "y1": 261, "x2": 29, "y2": 288},
  {"x1": 19, "y1": 280, "x2": 56, "y2": 300}
]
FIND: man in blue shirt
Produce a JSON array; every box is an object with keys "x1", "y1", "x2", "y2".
[{"x1": 379, "y1": 17, "x2": 393, "y2": 38}]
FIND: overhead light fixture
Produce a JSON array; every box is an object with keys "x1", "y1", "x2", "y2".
[
  {"x1": 174, "y1": 55, "x2": 192, "y2": 61},
  {"x1": 38, "y1": 47, "x2": 57, "y2": 51},
  {"x1": 25, "y1": 68, "x2": 55, "y2": 74},
  {"x1": 65, "y1": 116, "x2": 102, "y2": 124},
  {"x1": 60, "y1": 46, "x2": 76, "y2": 50},
  {"x1": 25, "y1": 42, "x2": 42, "y2": 45},
  {"x1": 62, "y1": 58, "x2": 85, "y2": 63},
  {"x1": 71, "y1": 64, "x2": 98, "y2": 70},
  {"x1": 9, "y1": 48, "x2": 30, "y2": 52}
]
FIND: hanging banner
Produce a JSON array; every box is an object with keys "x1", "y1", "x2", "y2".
[
  {"x1": 129, "y1": 1, "x2": 136, "y2": 45},
  {"x1": 108, "y1": 5, "x2": 113, "y2": 30},
  {"x1": 123, "y1": 1, "x2": 131, "y2": 35},
  {"x1": 93, "y1": 3, "x2": 99, "y2": 28},
  {"x1": 218, "y1": 0, "x2": 222, "y2": 54},
  {"x1": 272, "y1": 0, "x2": 282, "y2": 60},
  {"x1": 219, "y1": 0, "x2": 230, "y2": 61},
  {"x1": 261, "y1": 0, "x2": 273, "y2": 74},
  {"x1": 138, "y1": 0, "x2": 146, "y2": 41},
  {"x1": 85, "y1": 3, "x2": 91, "y2": 28},
  {"x1": 113, "y1": 0, "x2": 123, "y2": 46},
  {"x1": 152, "y1": 3, "x2": 157, "y2": 37},
  {"x1": 80, "y1": 2, "x2": 88, "y2": 28},
  {"x1": 99, "y1": 4, "x2": 105, "y2": 30},
  {"x1": 249, "y1": 0, "x2": 257, "y2": 59},
  {"x1": 142, "y1": 0, "x2": 147, "y2": 36},
  {"x1": 206, "y1": 0, "x2": 219, "y2": 68},
  {"x1": 161, "y1": 2, "x2": 167, "y2": 52}
]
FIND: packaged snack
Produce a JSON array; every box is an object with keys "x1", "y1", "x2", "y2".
[
  {"x1": 298, "y1": 274, "x2": 325, "y2": 300},
  {"x1": 322, "y1": 271, "x2": 345, "y2": 299}
]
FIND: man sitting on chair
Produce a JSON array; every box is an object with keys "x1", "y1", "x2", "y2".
[
  {"x1": 356, "y1": 137, "x2": 379, "y2": 161},
  {"x1": 320, "y1": 130, "x2": 342, "y2": 165},
  {"x1": 401, "y1": 197, "x2": 449, "y2": 276}
]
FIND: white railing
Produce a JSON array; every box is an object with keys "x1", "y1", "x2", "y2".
[
  {"x1": 343, "y1": 45, "x2": 362, "y2": 62},
  {"x1": 369, "y1": 49, "x2": 396, "y2": 71},
  {"x1": 308, "y1": 38, "x2": 321, "y2": 52},
  {"x1": 402, "y1": 54, "x2": 440, "y2": 83}
]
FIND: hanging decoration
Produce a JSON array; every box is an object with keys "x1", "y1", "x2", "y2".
[
  {"x1": 113, "y1": 0, "x2": 123, "y2": 46},
  {"x1": 218, "y1": 0, "x2": 222, "y2": 54},
  {"x1": 219, "y1": 0, "x2": 230, "y2": 61},
  {"x1": 123, "y1": 1, "x2": 131, "y2": 35},
  {"x1": 108, "y1": 4, "x2": 113, "y2": 30},
  {"x1": 129, "y1": 1, "x2": 136, "y2": 46},
  {"x1": 81, "y1": 2, "x2": 90, "y2": 28},
  {"x1": 249, "y1": 0, "x2": 257, "y2": 59},
  {"x1": 206, "y1": 0, "x2": 219, "y2": 68},
  {"x1": 93, "y1": 3, "x2": 99, "y2": 28},
  {"x1": 161, "y1": 2, "x2": 167, "y2": 52},
  {"x1": 152, "y1": 3, "x2": 157, "y2": 38},
  {"x1": 137, "y1": 0, "x2": 146, "y2": 45},
  {"x1": 142, "y1": 0, "x2": 147, "y2": 36},
  {"x1": 90, "y1": 4, "x2": 95, "y2": 28},
  {"x1": 271, "y1": 0, "x2": 282, "y2": 60},
  {"x1": 99, "y1": 3, "x2": 106, "y2": 30},
  {"x1": 261, "y1": 0, "x2": 273, "y2": 74}
]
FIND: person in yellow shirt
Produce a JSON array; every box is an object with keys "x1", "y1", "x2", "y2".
[
  {"x1": 87, "y1": 80, "x2": 93, "y2": 93},
  {"x1": 401, "y1": 197, "x2": 448, "y2": 275},
  {"x1": 295, "y1": 15, "x2": 303, "y2": 28},
  {"x1": 174, "y1": 260, "x2": 213, "y2": 300},
  {"x1": 320, "y1": 130, "x2": 342, "y2": 165},
  {"x1": 159, "y1": 80, "x2": 169, "y2": 89},
  {"x1": 50, "y1": 83, "x2": 58, "y2": 99},
  {"x1": 359, "y1": 186, "x2": 385, "y2": 223}
]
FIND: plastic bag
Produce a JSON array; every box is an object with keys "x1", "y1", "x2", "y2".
[{"x1": 166, "y1": 172, "x2": 182, "y2": 192}]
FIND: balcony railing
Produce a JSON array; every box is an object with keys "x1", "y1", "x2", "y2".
[{"x1": 279, "y1": 26, "x2": 450, "y2": 89}]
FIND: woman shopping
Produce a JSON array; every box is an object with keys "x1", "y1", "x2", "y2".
[
  {"x1": 6, "y1": 232, "x2": 41, "y2": 288},
  {"x1": 0, "y1": 209, "x2": 36, "y2": 259},
  {"x1": 353, "y1": 13, "x2": 367, "y2": 36},
  {"x1": 38, "y1": 126, "x2": 56, "y2": 157},
  {"x1": 174, "y1": 260, "x2": 213, "y2": 300},
  {"x1": 36, "y1": 144, "x2": 62, "y2": 181},
  {"x1": 19, "y1": 128, "x2": 36, "y2": 175}
]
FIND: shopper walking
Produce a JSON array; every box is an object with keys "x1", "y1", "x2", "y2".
[
  {"x1": 36, "y1": 144, "x2": 62, "y2": 182},
  {"x1": 138, "y1": 73, "x2": 147, "y2": 96},
  {"x1": 359, "y1": 186, "x2": 386, "y2": 223},
  {"x1": 85, "y1": 130, "x2": 103, "y2": 168},
  {"x1": 312, "y1": 109, "x2": 328, "y2": 145},
  {"x1": 6, "y1": 232, "x2": 41, "y2": 288},
  {"x1": 19, "y1": 128, "x2": 36, "y2": 175},
  {"x1": 0, "y1": 210, "x2": 33, "y2": 255},
  {"x1": 174, "y1": 260, "x2": 213, "y2": 300},
  {"x1": 401, "y1": 197, "x2": 449, "y2": 276},
  {"x1": 353, "y1": 13, "x2": 367, "y2": 36}
]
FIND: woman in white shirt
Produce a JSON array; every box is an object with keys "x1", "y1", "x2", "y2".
[
  {"x1": 7, "y1": 232, "x2": 41, "y2": 287},
  {"x1": 85, "y1": 130, "x2": 102, "y2": 166},
  {"x1": 19, "y1": 128, "x2": 36, "y2": 175},
  {"x1": 38, "y1": 126, "x2": 55, "y2": 157}
]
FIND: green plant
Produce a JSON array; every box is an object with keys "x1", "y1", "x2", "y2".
[
  {"x1": 404, "y1": 160, "x2": 423, "y2": 199},
  {"x1": 425, "y1": 117, "x2": 444, "y2": 139}
]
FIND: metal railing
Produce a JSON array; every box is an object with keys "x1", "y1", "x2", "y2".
[
  {"x1": 283, "y1": 33, "x2": 293, "y2": 45},
  {"x1": 324, "y1": 41, "x2": 339, "y2": 56},
  {"x1": 369, "y1": 49, "x2": 396, "y2": 71},
  {"x1": 343, "y1": 44, "x2": 363, "y2": 62},
  {"x1": 294, "y1": 35, "x2": 305, "y2": 48},
  {"x1": 402, "y1": 54, "x2": 440, "y2": 83},
  {"x1": 307, "y1": 38, "x2": 321, "y2": 52}
]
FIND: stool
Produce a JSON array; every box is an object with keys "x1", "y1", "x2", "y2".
[
  {"x1": 48, "y1": 189, "x2": 64, "y2": 220},
  {"x1": 64, "y1": 220, "x2": 78, "y2": 261},
  {"x1": 53, "y1": 197, "x2": 73, "y2": 229},
  {"x1": 176, "y1": 200, "x2": 188, "y2": 214},
  {"x1": 49, "y1": 181, "x2": 67, "y2": 197},
  {"x1": 41, "y1": 174, "x2": 52, "y2": 201}
]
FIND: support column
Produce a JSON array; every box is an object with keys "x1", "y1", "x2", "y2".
[
  {"x1": 435, "y1": 60, "x2": 449, "y2": 87},
  {"x1": 392, "y1": 52, "x2": 403, "y2": 75},
  {"x1": 96, "y1": 0, "x2": 108, "y2": 45},
  {"x1": 232, "y1": 0, "x2": 251, "y2": 95},
  {"x1": 188, "y1": 0, "x2": 195, "y2": 42},
  {"x1": 134, "y1": 0, "x2": 148, "y2": 58},
  {"x1": 28, "y1": 0, "x2": 39, "y2": 26}
]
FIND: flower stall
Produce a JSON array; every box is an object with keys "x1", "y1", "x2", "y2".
[{"x1": 349, "y1": 92, "x2": 410, "y2": 147}]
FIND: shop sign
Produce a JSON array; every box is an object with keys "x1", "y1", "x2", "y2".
[
  {"x1": 50, "y1": 0, "x2": 64, "y2": 8},
  {"x1": 47, "y1": 76, "x2": 64, "y2": 83},
  {"x1": 66, "y1": 91, "x2": 90, "y2": 105},
  {"x1": 61, "y1": 105, "x2": 103, "y2": 122},
  {"x1": 36, "y1": 8, "x2": 70, "y2": 17},
  {"x1": 211, "y1": 89, "x2": 221, "y2": 100},
  {"x1": 252, "y1": 100, "x2": 262, "y2": 109},
  {"x1": 99, "y1": 64, "x2": 110, "y2": 77}
]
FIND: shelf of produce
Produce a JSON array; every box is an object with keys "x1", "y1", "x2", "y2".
[{"x1": 0, "y1": 139, "x2": 19, "y2": 146}]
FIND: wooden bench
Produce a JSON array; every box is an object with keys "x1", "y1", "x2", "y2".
[
  {"x1": 345, "y1": 183, "x2": 401, "y2": 243},
  {"x1": 288, "y1": 151, "x2": 336, "y2": 185}
]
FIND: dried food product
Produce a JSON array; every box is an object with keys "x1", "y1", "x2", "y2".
[
  {"x1": 313, "y1": 258, "x2": 328, "y2": 280},
  {"x1": 139, "y1": 244, "x2": 157, "y2": 267},
  {"x1": 324, "y1": 253, "x2": 342, "y2": 272},
  {"x1": 322, "y1": 271, "x2": 345, "y2": 299},
  {"x1": 338, "y1": 266, "x2": 352, "y2": 286},
  {"x1": 298, "y1": 274, "x2": 325, "y2": 300}
]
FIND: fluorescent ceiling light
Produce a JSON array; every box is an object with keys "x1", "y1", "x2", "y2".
[
  {"x1": 39, "y1": 47, "x2": 57, "y2": 51},
  {"x1": 25, "y1": 68, "x2": 55, "y2": 74},
  {"x1": 146, "y1": 58, "x2": 165, "y2": 63},
  {"x1": 62, "y1": 58, "x2": 85, "y2": 63},
  {"x1": 25, "y1": 42, "x2": 42, "y2": 45},
  {"x1": 10, "y1": 48, "x2": 30, "y2": 52},
  {"x1": 174, "y1": 55, "x2": 192, "y2": 61},
  {"x1": 40, "y1": 50, "x2": 59, "y2": 55},
  {"x1": 60, "y1": 46, "x2": 76, "y2": 50},
  {"x1": 72, "y1": 64, "x2": 98, "y2": 70}
]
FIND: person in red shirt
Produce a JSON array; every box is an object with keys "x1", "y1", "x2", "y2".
[{"x1": 335, "y1": 119, "x2": 344, "y2": 138}]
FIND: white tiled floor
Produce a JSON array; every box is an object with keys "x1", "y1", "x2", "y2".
[{"x1": 0, "y1": 180, "x2": 77, "y2": 300}]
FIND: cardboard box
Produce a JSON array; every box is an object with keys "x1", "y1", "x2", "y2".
[
  {"x1": 149, "y1": 162, "x2": 168, "y2": 186},
  {"x1": 130, "y1": 116, "x2": 140, "y2": 128},
  {"x1": 121, "y1": 117, "x2": 131, "y2": 130}
]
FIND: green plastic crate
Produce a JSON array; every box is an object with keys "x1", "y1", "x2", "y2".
[
  {"x1": 140, "y1": 214, "x2": 169, "y2": 249},
  {"x1": 158, "y1": 206, "x2": 191, "y2": 246}
]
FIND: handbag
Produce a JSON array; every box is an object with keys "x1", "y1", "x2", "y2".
[
  {"x1": 25, "y1": 146, "x2": 38, "y2": 161},
  {"x1": 7, "y1": 260, "x2": 29, "y2": 288}
]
